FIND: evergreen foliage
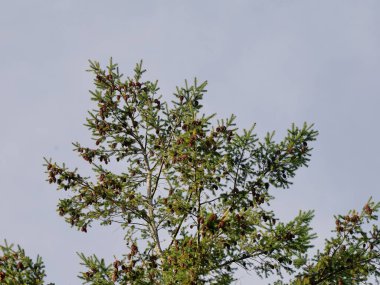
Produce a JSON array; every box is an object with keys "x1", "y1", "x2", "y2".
[
  {"x1": 0, "y1": 240, "x2": 51, "y2": 285},
  {"x1": 2, "y1": 60, "x2": 379, "y2": 284}
]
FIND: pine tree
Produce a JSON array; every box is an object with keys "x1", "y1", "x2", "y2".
[{"x1": 1, "y1": 60, "x2": 379, "y2": 284}]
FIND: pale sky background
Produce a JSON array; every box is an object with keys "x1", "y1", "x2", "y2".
[{"x1": 1, "y1": 1, "x2": 380, "y2": 284}]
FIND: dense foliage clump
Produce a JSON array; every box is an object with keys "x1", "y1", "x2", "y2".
[{"x1": 0, "y1": 241, "x2": 52, "y2": 285}]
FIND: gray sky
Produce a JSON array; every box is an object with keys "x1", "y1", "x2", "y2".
[{"x1": 1, "y1": 1, "x2": 380, "y2": 284}]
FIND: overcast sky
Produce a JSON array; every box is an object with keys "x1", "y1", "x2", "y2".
[{"x1": 1, "y1": 1, "x2": 380, "y2": 284}]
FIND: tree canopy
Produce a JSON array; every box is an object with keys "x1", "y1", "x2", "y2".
[{"x1": 1, "y1": 60, "x2": 379, "y2": 284}]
